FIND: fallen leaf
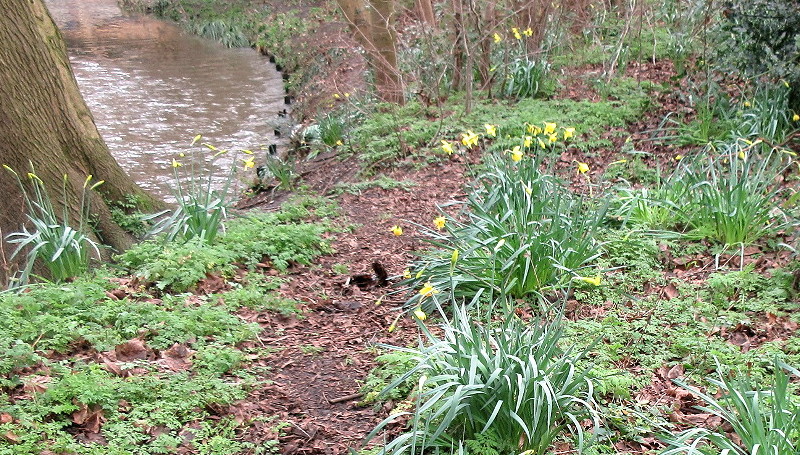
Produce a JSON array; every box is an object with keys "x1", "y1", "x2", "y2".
[
  {"x1": 72, "y1": 403, "x2": 105, "y2": 434},
  {"x1": 115, "y1": 338, "x2": 152, "y2": 362},
  {"x1": 0, "y1": 413, "x2": 12, "y2": 424}
]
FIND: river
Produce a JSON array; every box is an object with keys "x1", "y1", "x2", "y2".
[{"x1": 46, "y1": 0, "x2": 290, "y2": 198}]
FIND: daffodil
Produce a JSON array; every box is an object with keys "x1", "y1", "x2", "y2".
[
  {"x1": 413, "y1": 307, "x2": 427, "y2": 320},
  {"x1": 548, "y1": 133, "x2": 558, "y2": 143},
  {"x1": 434, "y1": 216, "x2": 446, "y2": 230},
  {"x1": 441, "y1": 140, "x2": 454, "y2": 155},
  {"x1": 387, "y1": 324, "x2": 396, "y2": 333},
  {"x1": 522, "y1": 181, "x2": 533, "y2": 195},
  {"x1": 390, "y1": 225, "x2": 403, "y2": 236},
  {"x1": 537, "y1": 137, "x2": 546, "y2": 149},
  {"x1": 738, "y1": 150, "x2": 746, "y2": 160},
  {"x1": 241, "y1": 156, "x2": 255, "y2": 169},
  {"x1": 573, "y1": 275, "x2": 602, "y2": 286},
  {"x1": 419, "y1": 281, "x2": 439, "y2": 298},
  {"x1": 527, "y1": 124, "x2": 542, "y2": 135},
  {"x1": 335, "y1": 140, "x2": 344, "y2": 146},
  {"x1": 333, "y1": 93, "x2": 340, "y2": 99},
  {"x1": 403, "y1": 269, "x2": 412, "y2": 279},
  {"x1": 191, "y1": 134, "x2": 202, "y2": 145},
  {"x1": 523, "y1": 27, "x2": 533, "y2": 37},
  {"x1": 524, "y1": 136, "x2": 533, "y2": 148},
  {"x1": 415, "y1": 269, "x2": 424, "y2": 279},
  {"x1": 451, "y1": 249, "x2": 459, "y2": 264},
  {"x1": 674, "y1": 154, "x2": 683, "y2": 161},
  {"x1": 494, "y1": 238, "x2": 506, "y2": 252},
  {"x1": 793, "y1": 113, "x2": 800, "y2": 122},
  {"x1": 509, "y1": 146, "x2": 523, "y2": 162},
  {"x1": 511, "y1": 27, "x2": 521, "y2": 39},
  {"x1": 576, "y1": 161, "x2": 589, "y2": 174},
  {"x1": 563, "y1": 127, "x2": 575, "y2": 140},
  {"x1": 493, "y1": 33, "x2": 502, "y2": 43},
  {"x1": 461, "y1": 130, "x2": 480, "y2": 147},
  {"x1": 172, "y1": 158, "x2": 182, "y2": 168},
  {"x1": 743, "y1": 101, "x2": 751, "y2": 107},
  {"x1": 344, "y1": 92, "x2": 351, "y2": 97},
  {"x1": 484, "y1": 124, "x2": 497, "y2": 137},
  {"x1": 543, "y1": 122, "x2": 557, "y2": 135}
]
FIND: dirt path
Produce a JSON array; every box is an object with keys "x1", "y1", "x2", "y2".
[{"x1": 236, "y1": 157, "x2": 469, "y2": 453}]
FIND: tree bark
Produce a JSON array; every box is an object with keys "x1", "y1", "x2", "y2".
[{"x1": 0, "y1": 0, "x2": 163, "y2": 284}]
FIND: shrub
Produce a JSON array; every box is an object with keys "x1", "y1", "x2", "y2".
[{"x1": 715, "y1": 0, "x2": 800, "y2": 112}]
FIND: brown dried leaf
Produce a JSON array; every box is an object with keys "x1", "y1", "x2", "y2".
[
  {"x1": 2, "y1": 431, "x2": 20, "y2": 444},
  {"x1": 160, "y1": 343, "x2": 195, "y2": 371},
  {"x1": 72, "y1": 403, "x2": 105, "y2": 434},
  {"x1": 0, "y1": 413, "x2": 12, "y2": 424},
  {"x1": 115, "y1": 338, "x2": 152, "y2": 362}
]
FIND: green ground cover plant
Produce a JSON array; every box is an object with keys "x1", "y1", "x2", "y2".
[{"x1": 117, "y1": 196, "x2": 337, "y2": 292}]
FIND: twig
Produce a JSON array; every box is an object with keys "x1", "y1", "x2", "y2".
[{"x1": 326, "y1": 392, "x2": 363, "y2": 404}]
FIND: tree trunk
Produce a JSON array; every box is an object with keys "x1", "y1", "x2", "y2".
[
  {"x1": 0, "y1": 0, "x2": 163, "y2": 284},
  {"x1": 336, "y1": 0, "x2": 404, "y2": 103}
]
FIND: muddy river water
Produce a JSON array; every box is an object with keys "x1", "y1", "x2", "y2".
[{"x1": 46, "y1": 0, "x2": 289, "y2": 198}]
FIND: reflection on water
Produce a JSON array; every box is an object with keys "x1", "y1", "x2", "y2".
[{"x1": 46, "y1": 0, "x2": 290, "y2": 197}]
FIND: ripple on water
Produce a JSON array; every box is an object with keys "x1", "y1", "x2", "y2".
[{"x1": 45, "y1": 0, "x2": 290, "y2": 198}]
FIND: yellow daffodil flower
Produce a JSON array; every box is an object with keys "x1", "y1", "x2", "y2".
[
  {"x1": 793, "y1": 113, "x2": 800, "y2": 122},
  {"x1": 523, "y1": 27, "x2": 533, "y2": 36},
  {"x1": 336, "y1": 140, "x2": 344, "y2": 146},
  {"x1": 202, "y1": 142, "x2": 217, "y2": 151},
  {"x1": 576, "y1": 161, "x2": 589, "y2": 174},
  {"x1": 573, "y1": 275, "x2": 602, "y2": 286},
  {"x1": 527, "y1": 124, "x2": 542, "y2": 135},
  {"x1": 493, "y1": 33, "x2": 502, "y2": 43},
  {"x1": 511, "y1": 27, "x2": 522, "y2": 39},
  {"x1": 434, "y1": 216, "x2": 446, "y2": 230},
  {"x1": 509, "y1": 146, "x2": 523, "y2": 162},
  {"x1": 784, "y1": 80, "x2": 790, "y2": 88},
  {"x1": 609, "y1": 159, "x2": 628, "y2": 165},
  {"x1": 674, "y1": 154, "x2": 683, "y2": 161},
  {"x1": 345, "y1": 92, "x2": 351, "y2": 97},
  {"x1": 743, "y1": 101, "x2": 751, "y2": 107},
  {"x1": 387, "y1": 324, "x2": 396, "y2": 333},
  {"x1": 522, "y1": 181, "x2": 533, "y2": 195},
  {"x1": 241, "y1": 156, "x2": 255, "y2": 169},
  {"x1": 403, "y1": 269, "x2": 412, "y2": 279},
  {"x1": 390, "y1": 225, "x2": 403, "y2": 236},
  {"x1": 494, "y1": 238, "x2": 506, "y2": 251},
  {"x1": 419, "y1": 281, "x2": 439, "y2": 298},
  {"x1": 441, "y1": 140, "x2": 454, "y2": 155},
  {"x1": 191, "y1": 134, "x2": 202, "y2": 145},
  {"x1": 543, "y1": 122, "x2": 557, "y2": 135},
  {"x1": 461, "y1": 130, "x2": 480, "y2": 147},
  {"x1": 524, "y1": 136, "x2": 533, "y2": 148},
  {"x1": 537, "y1": 137, "x2": 546, "y2": 149},
  {"x1": 563, "y1": 127, "x2": 575, "y2": 140},
  {"x1": 172, "y1": 159, "x2": 182, "y2": 168},
  {"x1": 413, "y1": 307, "x2": 427, "y2": 321},
  {"x1": 738, "y1": 150, "x2": 746, "y2": 160},
  {"x1": 415, "y1": 269, "x2": 424, "y2": 279},
  {"x1": 548, "y1": 133, "x2": 558, "y2": 143},
  {"x1": 451, "y1": 249, "x2": 459, "y2": 264},
  {"x1": 333, "y1": 93, "x2": 340, "y2": 99},
  {"x1": 484, "y1": 124, "x2": 497, "y2": 137}
]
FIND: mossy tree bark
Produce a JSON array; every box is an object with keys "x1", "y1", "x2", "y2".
[{"x1": 0, "y1": 0, "x2": 163, "y2": 283}]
